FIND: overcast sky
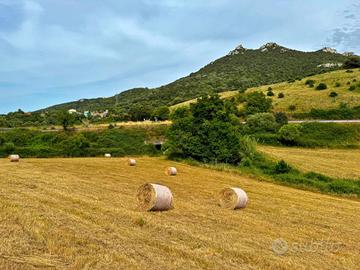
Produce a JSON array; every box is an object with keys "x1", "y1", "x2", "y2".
[{"x1": 0, "y1": 0, "x2": 359, "y2": 113}]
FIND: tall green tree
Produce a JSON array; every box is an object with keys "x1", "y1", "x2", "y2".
[
  {"x1": 244, "y1": 92, "x2": 272, "y2": 115},
  {"x1": 57, "y1": 111, "x2": 76, "y2": 131},
  {"x1": 165, "y1": 95, "x2": 248, "y2": 164}
]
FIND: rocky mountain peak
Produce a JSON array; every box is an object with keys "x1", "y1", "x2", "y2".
[
  {"x1": 259, "y1": 42, "x2": 288, "y2": 52},
  {"x1": 321, "y1": 47, "x2": 338, "y2": 54},
  {"x1": 228, "y1": 44, "x2": 247, "y2": 56}
]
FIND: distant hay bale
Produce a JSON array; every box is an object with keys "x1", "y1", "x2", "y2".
[
  {"x1": 9, "y1": 154, "x2": 20, "y2": 162},
  {"x1": 219, "y1": 187, "x2": 248, "y2": 210},
  {"x1": 128, "y1": 158, "x2": 136, "y2": 166},
  {"x1": 104, "y1": 153, "x2": 111, "y2": 158},
  {"x1": 137, "y1": 183, "x2": 173, "y2": 211},
  {"x1": 165, "y1": 167, "x2": 177, "y2": 176}
]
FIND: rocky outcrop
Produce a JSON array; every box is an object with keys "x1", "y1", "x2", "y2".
[{"x1": 228, "y1": 44, "x2": 247, "y2": 56}]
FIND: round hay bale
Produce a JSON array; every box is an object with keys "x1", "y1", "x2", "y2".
[
  {"x1": 165, "y1": 167, "x2": 177, "y2": 176},
  {"x1": 104, "y1": 153, "x2": 111, "y2": 158},
  {"x1": 128, "y1": 158, "x2": 136, "y2": 166},
  {"x1": 219, "y1": 187, "x2": 248, "y2": 210},
  {"x1": 9, "y1": 154, "x2": 20, "y2": 162},
  {"x1": 137, "y1": 183, "x2": 173, "y2": 211}
]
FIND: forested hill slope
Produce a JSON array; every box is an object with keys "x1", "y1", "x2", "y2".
[{"x1": 41, "y1": 43, "x2": 350, "y2": 113}]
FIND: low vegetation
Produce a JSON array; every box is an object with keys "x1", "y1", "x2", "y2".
[
  {"x1": 0, "y1": 126, "x2": 167, "y2": 158},
  {"x1": 246, "y1": 122, "x2": 360, "y2": 148}
]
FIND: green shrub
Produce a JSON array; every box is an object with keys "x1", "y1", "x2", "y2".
[
  {"x1": 278, "y1": 124, "x2": 301, "y2": 145},
  {"x1": 278, "y1": 93, "x2": 285, "y2": 98},
  {"x1": 329, "y1": 92, "x2": 338, "y2": 98},
  {"x1": 4, "y1": 142, "x2": 15, "y2": 154},
  {"x1": 316, "y1": 83, "x2": 327, "y2": 90},
  {"x1": 288, "y1": 105, "x2": 296, "y2": 111},
  {"x1": 349, "y1": 85, "x2": 356, "y2": 91},
  {"x1": 335, "y1": 82, "x2": 341, "y2": 87},
  {"x1": 267, "y1": 90, "x2": 274, "y2": 96},
  {"x1": 245, "y1": 113, "x2": 278, "y2": 133},
  {"x1": 305, "y1": 79, "x2": 315, "y2": 85},
  {"x1": 244, "y1": 92, "x2": 272, "y2": 115},
  {"x1": 343, "y1": 56, "x2": 360, "y2": 69},
  {"x1": 274, "y1": 160, "x2": 292, "y2": 174},
  {"x1": 274, "y1": 112, "x2": 288, "y2": 126}
]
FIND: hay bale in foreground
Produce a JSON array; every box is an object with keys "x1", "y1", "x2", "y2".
[
  {"x1": 104, "y1": 153, "x2": 111, "y2": 158},
  {"x1": 165, "y1": 167, "x2": 177, "y2": 176},
  {"x1": 128, "y1": 159, "x2": 136, "y2": 166},
  {"x1": 219, "y1": 187, "x2": 248, "y2": 210},
  {"x1": 9, "y1": 154, "x2": 20, "y2": 162},
  {"x1": 137, "y1": 183, "x2": 173, "y2": 211}
]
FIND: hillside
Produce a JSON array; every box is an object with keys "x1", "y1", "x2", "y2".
[
  {"x1": 1, "y1": 157, "x2": 360, "y2": 269},
  {"x1": 172, "y1": 68, "x2": 360, "y2": 116},
  {"x1": 40, "y1": 43, "x2": 349, "y2": 113}
]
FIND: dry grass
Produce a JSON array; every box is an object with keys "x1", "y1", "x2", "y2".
[
  {"x1": 170, "y1": 68, "x2": 360, "y2": 115},
  {"x1": 0, "y1": 157, "x2": 359, "y2": 269},
  {"x1": 259, "y1": 146, "x2": 360, "y2": 180}
]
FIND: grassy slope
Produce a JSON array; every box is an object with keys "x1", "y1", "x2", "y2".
[
  {"x1": 0, "y1": 157, "x2": 359, "y2": 269},
  {"x1": 171, "y1": 68, "x2": 360, "y2": 115},
  {"x1": 259, "y1": 146, "x2": 360, "y2": 179}
]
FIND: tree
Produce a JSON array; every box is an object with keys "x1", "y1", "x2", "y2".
[
  {"x1": 274, "y1": 112, "x2": 288, "y2": 126},
  {"x1": 165, "y1": 95, "x2": 249, "y2": 164},
  {"x1": 278, "y1": 124, "x2": 301, "y2": 145},
  {"x1": 343, "y1": 56, "x2": 360, "y2": 69},
  {"x1": 244, "y1": 92, "x2": 272, "y2": 115},
  {"x1": 128, "y1": 105, "x2": 152, "y2": 121},
  {"x1": 57, "y1": 111, "x2": 76, "y2": 131},
  {"x1": 152, "y1": 106, "x2": 170, "y2": 121},
  {"x1": 245, "y1": 113, "x2": 278, "y2": 133}
]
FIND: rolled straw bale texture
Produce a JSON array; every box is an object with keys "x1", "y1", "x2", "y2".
[
  {"x1": 219, "y1": 187, "x2": 248, "y2": 210},
  {"x1": 104, "y1": 153, "x2": 112, "y2": 158},
  {"x1": 128, "y1": 159, "x2": 136, "y2": 166},
  {"x1": 137, "y1": 183, "x2": 173, "y2": 211},
  {"x1": 9, "y1": 154, "x2": 20, "y2": 162},
  {"x1": 165, "y1": 167, "x2": 177, "y2": 176}
]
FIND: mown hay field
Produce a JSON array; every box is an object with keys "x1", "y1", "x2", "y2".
[
  {"x1": 0, "y1": 157, "x2": 359, "y2": 269},
  {"x1": 259, "y1": 146, "x2": 360, "y2": 180}
]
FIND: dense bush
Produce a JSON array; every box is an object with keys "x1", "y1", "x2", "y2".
[
  {"x1": 278, "y1": 124, "x2": 301, "y2": 145},
  {"x1": 244, "y1": 113, "x2": 278, "y2": 133},
  {"x1": 274, "y1": 112, "x2": 288, "y2": 126},
  {"x1": 0, "y1": 127, "x2": 164, "y2": 158},
  {"x1": 278, "y1": 93, "x2": 285, "y2": 98},
  {"x1": 244, "y1": 92, "x2": 272, "y2": 115},
  {"x1": 316, "y1": 83, "x2": 327, "y2": 90},
  {"x1": 343, "y1": 56, "x2": 360, "y2": 69},
  {"x1": 274, "y1": 160, "x2": 292, "y2": 174},
  {"x1": 166, "y1": 95, "x2": 252, "y2": 164},
  {"x1": 267, "y1": 90, "x2": 274, "y2": 96}
]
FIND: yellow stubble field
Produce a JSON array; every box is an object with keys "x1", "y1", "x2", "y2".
[{"x1": 0, "y1": 157, "x2": 359, "y2": 269}]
